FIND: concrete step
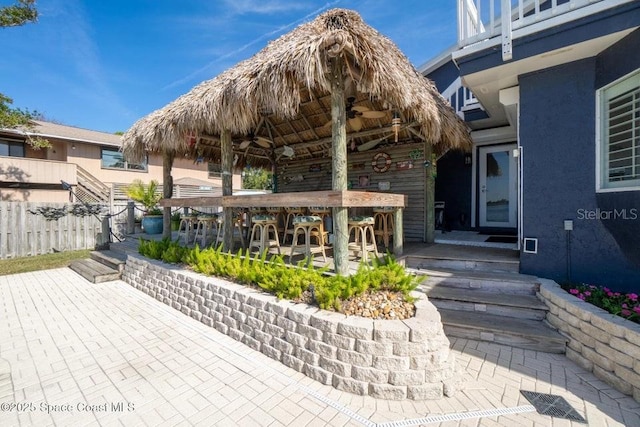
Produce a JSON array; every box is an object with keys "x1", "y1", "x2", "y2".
[
  {"x1": 438, "y1": 309, "x2": 567, "y2": 353},
  {"x1": 90, "y1": 250, "x2": 127, "y2": 272},
  {"x1": 69, "y1": 259, "x2": 120, "y2": 283},
  {"x1": 412, "y1": 267, "x2": 539, "y2": 295},
  {"x1": 424, "y1": 287, "x2": 548, "y2": 320},
  {"x1": 405, "y1": 254, "x2": 519, "y2": 273}
]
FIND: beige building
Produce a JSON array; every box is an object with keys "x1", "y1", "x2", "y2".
[{"x1": 0, "y1": 120, "x2": 241, "y2": 204}]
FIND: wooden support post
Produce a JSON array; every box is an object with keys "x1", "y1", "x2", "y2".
[
  {"x1": 393, "y1": 207, "x2": 403, "y2": 257},
  {"x1": 330, "y1": 56, "x2": 349, "y2": 276},
  {"x1": 126, "y1": 201, "x2": 135, "y2": 234},
  {"x1": 221, "y1": 129, "x2": 234, "y2": 252},
  {"x1": 162, "y1": 150, "x2": 175, "y2": 239},
  {"x1": 424, "y1": 142, "x2": 435, "y2": 243}
]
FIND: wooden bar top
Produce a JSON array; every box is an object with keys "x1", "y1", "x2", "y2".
[{"x1": 159, "y1": 190, "x2": 406, "y2": 208}]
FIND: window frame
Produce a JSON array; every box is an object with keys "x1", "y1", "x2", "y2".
[
  {"x1": 0, "y1": 138, "x2": 26, "y2": 158},
  {"x1": 100, "y1": 147, "x2": 148, "y2": 172},
  {"x1": 207, "y1": 162, "x2": 222, "y2": 178},
  {"x1": 596, "y1": 68, "x2": 640, "y2": 193}
]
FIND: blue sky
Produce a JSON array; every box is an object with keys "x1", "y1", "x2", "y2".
[{"x1": 2, "y1": 0, "x2": 457, "y2": 133}]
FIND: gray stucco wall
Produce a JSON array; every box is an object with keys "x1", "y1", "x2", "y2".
[{"x1": 519, "y1": 30, "x2": 640, "y2": 291}]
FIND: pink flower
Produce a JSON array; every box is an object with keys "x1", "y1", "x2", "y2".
[
  {"x1": 578, "y1": 294, "x2": 585, "y2": 300},
  {"x1": 634, "y1": 307, "x2": 640, "y2": 314},
  {"x1": 622, "y1": 309, "x2": 632, "y2": 317},
  {"x1": 607, "y1": 291, "x2": 614, "y2": 297},
  {"x1": 570, "y1": 289, "x2": 579, "y2": 295},
  {"x1": 589, "y1": 285, "x2": 597, "y2": 290},
  {"x1": 614, "y1": 292, "x2": 621, "y2": 297},
  {"x1": 622, "y1": 303, "x2": 628, "y2": 309},
  {"x1": 604, "y1": 287, "x2": 611, "y2": 293},
  {"x1": 629, "y1": 293, "x2": 638, "y2": 301},
  {"x1": 584, "y1": 291, "x2": 591, "y2": 297}
]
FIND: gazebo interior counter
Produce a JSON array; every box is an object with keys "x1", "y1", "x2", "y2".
[{"x1": 160, "y1": 189, "x2": 406, "y2": 255}]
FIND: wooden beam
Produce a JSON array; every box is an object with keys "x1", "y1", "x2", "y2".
[
  {"x1": 158, "y1": 190, "x2": 406, "y2": 208},
  {"x1": 424, "y1": 141, "x2": 435, "y2": 243},
  {"x1": 162, "y1": 151, "x2": 174, "y2": 239},
  {"x1": 330, "y1": 56, "x2": 349, "y2": 276},
  {"x1": 221, "y1": 129, "x2": 234, "y2": 251}
]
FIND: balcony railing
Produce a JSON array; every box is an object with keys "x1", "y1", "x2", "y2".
[
  {"x1": 458, "y1": 0, "x2": 630, "y2": 58},
  {"x1": 0, "y1": 156, "x2": 77, "y2": 186},
  {"x1": 441, "y1": 77, "x2": 480, "y2": 118}
]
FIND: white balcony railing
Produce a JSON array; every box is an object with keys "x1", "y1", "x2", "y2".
[
  {"x1": 458, "y1": 0, "x2": 630, "y2": 57},
  {"x1": 441, "y1": 77, "x2": 481, "y2": 118}
]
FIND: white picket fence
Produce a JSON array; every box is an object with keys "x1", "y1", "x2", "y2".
[{"x1": 0, "y1": 202, "x2": 104, "y2": 259}]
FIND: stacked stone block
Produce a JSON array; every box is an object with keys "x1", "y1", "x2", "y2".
[
  {"x1": 122, "y1": 255, "x2": 462, "y2": 400},
  {"x1": 538, "y1": 279, "x2": 640, "y2": 402}
]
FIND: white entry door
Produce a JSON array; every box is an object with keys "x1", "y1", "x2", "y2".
[{"x1": 479, "y1": 144, "x2": 518, "y2": 228}]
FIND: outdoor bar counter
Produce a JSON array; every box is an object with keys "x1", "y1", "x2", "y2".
[{"x1": 159, "y1": 189, "x2": 406, "y2": 257}]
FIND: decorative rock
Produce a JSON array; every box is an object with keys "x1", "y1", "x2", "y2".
[
  {"x1": 351, "y1": 366, "x2": 388, "y2": 383},
  {"x1": 369, "y1": 383, "x2": 407, "y2": 400},
  {"x1": 333, "y1": 375, "x2": 368, "y2": 395},
  {"x1": 407, "y1": 383, "x2": 443, "y2": 400},
  {"x1": 305, "y1": 364, "x2": 332, "y2": 385}
]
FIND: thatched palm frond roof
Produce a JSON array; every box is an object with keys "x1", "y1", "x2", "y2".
[{"x1": 122, "y1": 8, "x2": 470, "y2": 167}]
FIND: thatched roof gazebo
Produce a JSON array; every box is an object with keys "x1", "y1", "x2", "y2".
[{"x1": 122, "y1": 8, "x2": 470, "y2": 274}]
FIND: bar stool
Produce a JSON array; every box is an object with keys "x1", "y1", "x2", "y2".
[
  {"x1": 282, "y1": 207, "x2": 305, "y2": 244},
  {"x1": 289, "y1": 215, "x2": 327, "y2": 263},
  {"x1": 215, "y1": 213, "x2": 246, "y2": 248},
  {"x1": 266, "y1": 207, "x2": 284, "y2": 239},
  {"x1": 373, "y1": 207, "x2": 395, "y2": 248},
  {"x1": 248, "y1": 214, "x2": 281, "y2": 257},
  {"x1": 308, "y1": 206, "x2": 331, "y2": 244},
  {"x1": 193, "y1": 214, "x2": 218, "y2": 247},
  {"x1": 177, "y1": 214, "x2": 198, "y2": 244},
  {"x1": 348, "y1": 216, "x2": 379, "y2": 262}
]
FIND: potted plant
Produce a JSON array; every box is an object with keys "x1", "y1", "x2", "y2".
[{"x1": 125, "y1": 179, "x2": 163, "y2": 234}]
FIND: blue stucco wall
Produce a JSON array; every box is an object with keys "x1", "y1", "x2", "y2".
[{"x1": 519, "y1": 32, "x2": 640, "y2": 292}]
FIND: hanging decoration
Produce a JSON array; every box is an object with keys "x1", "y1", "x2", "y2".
[
  {"x1": 391, "y1": 111, "x2": 402, "y2": 142},
  {"x1": 372, "y1": 152, "x2": 392, "y2": 173}
]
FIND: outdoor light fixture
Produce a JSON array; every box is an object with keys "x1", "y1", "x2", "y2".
[
  {"x1": 71, "y1": 143, "x2": 76, "y2": 150},
  {"x1": 391, "y1": 111, "x2": 401, "y2": 142}
]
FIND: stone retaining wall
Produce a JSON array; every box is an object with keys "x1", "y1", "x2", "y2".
[
  {"x1": 538, "y1": 279, "x2": 640, "y2": 401},
  {"x1": 122, "y1": 255, "x2": 462, "y2": 400}
]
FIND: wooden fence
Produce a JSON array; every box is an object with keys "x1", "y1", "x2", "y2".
[{"x1": 0, "y1": 202, "x2": 104, "y2": 259}]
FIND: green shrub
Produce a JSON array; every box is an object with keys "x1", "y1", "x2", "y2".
[{"x1": 138, "y1": 241, "x2": 421, "y2": 312}]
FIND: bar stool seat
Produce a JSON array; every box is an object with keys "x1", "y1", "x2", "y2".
[
  {"x1": 348, "y1": 216, "x2": 379, "y2": 262},
  {"x1": 193, "y1": 214, "x2": 218, "y2": 247},
  {"x1": 177, "y1": 215, "x2": 198, "y2": 244},
  {"x1": 289, "y1": 215, "x2": 327, "y2": 263},
  {"x1": 248, "y1": 214, "x2": 281, "y2": 256},
  {"x1": 373, "y1": 207, "x2": 395, "y2": 248}
]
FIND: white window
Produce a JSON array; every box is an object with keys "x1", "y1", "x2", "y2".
[{"x1": 598, "y1": 69, "x2": 640, "y2": 191}]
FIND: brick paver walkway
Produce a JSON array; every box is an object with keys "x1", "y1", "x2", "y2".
[{"x1": 1, "y1": 268, "x2": 639, "y2": 426}]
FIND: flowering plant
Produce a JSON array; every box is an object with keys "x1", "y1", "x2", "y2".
[{"x1": 566, "y1": 284, "x2": 639, "y2": 324}]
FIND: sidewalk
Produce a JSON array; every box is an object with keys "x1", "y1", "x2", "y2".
[{"x1": 0, "y1": 268, "x2": 638, "y2": 426}]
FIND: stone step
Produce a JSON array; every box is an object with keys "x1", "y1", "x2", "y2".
[
  {"x1": 423, "y1": 287, "x2": 548, "y2": 320},
  {"x1": 90, "y1": 250, "x2": 127, "y2": 272},
  {"x1": 412, "y1": 267, "x2": 539, "y2": 295},
  {"x1": 438, "y1": 309, "x2": 567, "y2": 353},
  {"x1": 69, "y1": 259, "x2": 121, "y2": 283},
  {"x1": 404, "y1": 254, "x2": 519, "y2": 274}
]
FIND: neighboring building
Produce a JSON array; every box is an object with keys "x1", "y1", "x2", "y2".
[
  {"x1": 421, "y1": 0, "x2": 640, "y2": 291},
  {"x1": 0, "y1": 120, "x2": 241, "y2": 204}
]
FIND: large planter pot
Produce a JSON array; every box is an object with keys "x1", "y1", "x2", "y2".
[{"x1": 142, "y1": 215, "x2": 163, "y2": 234}]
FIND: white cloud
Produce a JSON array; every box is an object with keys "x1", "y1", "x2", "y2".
[
  {"x1": 164, "y1": 0, "x2": 343, "y2": 90},
  {"x1": 222, "y1": 0, "x2": 311, "y2": 15}
]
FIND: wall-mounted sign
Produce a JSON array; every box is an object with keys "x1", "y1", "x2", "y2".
[{"x1": 396, "y1": 160, "x2": 414, "y2": 170}]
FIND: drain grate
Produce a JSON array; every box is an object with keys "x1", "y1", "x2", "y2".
[{"x1": 520, "y1": 391, "x2": 586, "y2": 423}]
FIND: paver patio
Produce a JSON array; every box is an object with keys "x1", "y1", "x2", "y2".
[{"x1": 0, "y1": 268, "x2": 639, "y2": 426}]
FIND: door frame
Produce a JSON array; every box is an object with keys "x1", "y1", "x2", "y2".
[{"x1": 478, "y1": 144, "x2": 518, "y2": 228}]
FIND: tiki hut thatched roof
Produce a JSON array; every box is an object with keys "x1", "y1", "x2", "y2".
[{"x1": 122, "y1": 8, "x2": 470, "y2": 168}]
